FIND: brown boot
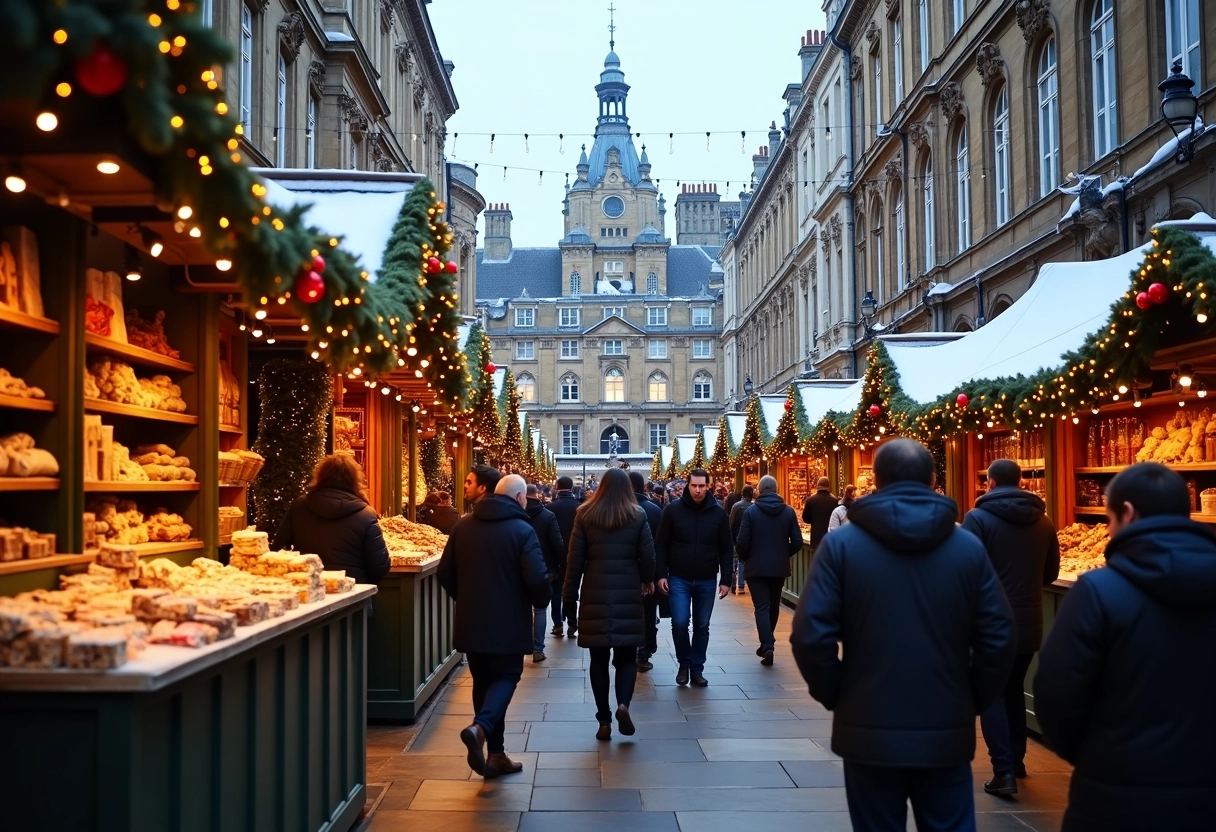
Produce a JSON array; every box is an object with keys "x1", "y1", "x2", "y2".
[
  {"x1": 484, "y1": 751, "x2": 524, "y2": 778},
  {"x1": 459, "y1": 724, "x2": 486, "y2": 776}
]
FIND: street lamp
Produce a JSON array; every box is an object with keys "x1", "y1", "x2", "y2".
[
  {"x1": 743, "y1": 374, "x2": 754, "y2": 397},
  {"x1": 1159, "y1": 59, "x2": 1199, "y2": 164},
  {"x1": 860, "y1": 290, "x2": 878, "y2": 336}
]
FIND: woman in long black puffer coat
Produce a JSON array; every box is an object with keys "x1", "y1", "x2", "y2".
[{"x1": 563, "y1": 467, "x2": 656, "y2": 741}]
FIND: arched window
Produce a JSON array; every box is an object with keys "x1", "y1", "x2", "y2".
[
  {"x1": 918, "y1": 0, "x2": 930, "y2": 71},
  {"x1": 516, "y1": 373, "x2": 536, "y2": 403},
  {"x1": 923, "y1": 156, "x2": 936, "y2": 272},
  {"x1": 600, "y1": 425, "x2": 630, "y2": 454},
  {"x1": 603, "y1": 367, "x2": 625, "y2": 402},
  {"x1": 873, "y1": 53, "x2": 883, "y2": 128},
  {"x1": 1037, "y1": 36, "x2": 1061, "y2": 198},
  {"x1": 692, "y1": 372, "x2": 713, "y2": 401},
  {"x1": 569, "y1": 271, "x2": 581, "y2": 294},
  {"x1": 893, "y1": 183, "x2": 906, "y2": 293},
  {"x1": 1091, "y1": 0, "x2": 1117, "y2": 157},
  {"x1": 955, "y1": 127, "x2": 971, "y2": 252},
  {"x1": 560, "y1": 373, "x2": 579, "y2": 402},
  {"x1": 872, "y1": 202, "x2": 885, "y2": 304},
  {"x1": 993, "y1": 85, "x2": 1011, "y2": 226},
  {"x1": 646, "y1": 272, "x2": 658, "y2": 294},
  {"x1": 648, "y1": 371, "x2": 668, "y2": 402},
  {"x1": 1165, "y1": 0, "x2": 1201, "y2": 83}
]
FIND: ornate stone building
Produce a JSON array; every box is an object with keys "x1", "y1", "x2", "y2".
[
  {"x1": 476, "y1": 44, "x2": 725, "y2": 476},
  {"x1": 447, "y1": 163, "x2": 484, "y2": 318},
  {"x1": 673, "y1": 184, "x2": 741, "y2": 247},
  {"x1": 726, "y1": 0, "x2": 1216, "y2": 395}
]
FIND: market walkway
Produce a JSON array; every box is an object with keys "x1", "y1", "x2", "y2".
[{"x1": 357, "y1": 593, "x2": 1071, "y2": 831}]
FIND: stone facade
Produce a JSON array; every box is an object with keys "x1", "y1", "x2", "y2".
[
  {"x1": 673, "y1": 184, "x2": 741, "y2": 247},
  {"x1": 446, "y1": 163, "x2": 484, "y2": 318},
  {"x1": 725, "y1": 0, "x2": 1216, "y2": 395},
  {"x1": 476, "y1": 46, "x2": 725, "y2": 467}
]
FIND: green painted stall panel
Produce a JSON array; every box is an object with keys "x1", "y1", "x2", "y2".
[
  {"x1": 782, "y1": 539, "x2": 815, "y2": 606},
  {"x1": 1025, "y1": 583, "x2": 1070, "y2": 736}
]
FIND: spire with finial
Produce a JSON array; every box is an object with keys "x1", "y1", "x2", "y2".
[{"x1": 608, "y1": 2, "x2": 616, "y2": 50}]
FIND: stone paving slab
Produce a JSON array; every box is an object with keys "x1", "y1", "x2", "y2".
[
  {"x1": 409, "y1": 780, "x2": 534, "y2": 812},
  {"x1": 529, "y1": 786, "x2": 642, "y2": 811},
  {"x1": 675, "y1": 810, "x2": 855, "y2": 832},
  {"x1": 602, "y1": 760, "x2": 795, "y2": 789},
  {"x1": 517, "y1": 812, "x2": 679, "y2": 832}
]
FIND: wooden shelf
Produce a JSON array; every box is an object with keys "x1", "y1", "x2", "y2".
[
  {"x1": 218, "y1": 482, "x2": 246, "y2": 489},
  {"x1": 1073, "y1": 506, "x2": 1106, "y2": 515},
  {"x1": 0, "y1": 305, "x2": 59, "y2": 335},
  {"x1": 1192, "y1": 513, "x2": 1216, "y2": 524},
  {"x1": 1077, "y1": 463, "x2": 1216, "y2": 474},
  {"x1": 218, "y1": 534, "x2": 232, "y2": 547},
  {"x1": 84, "y1": 399, "x2": 199, "y2": 425},
  {"x1": 0, "y1": 553, "x2": 94, "y2": 577},
  {"x1": 131, "y1": 540, "x2": 204, "y2": 557},
  {"x1": 83, "y1": 481, "x2": 201, "y2": 493},
  {"x1": 218, "y1": 424, "x2": 243, "y2": 435},
  {"x1": 0, "y1": 393, "x2": 54, "y2": 412},
  {"x1": 0, "y1": 477, "x2": 59, "y2": 492},
  {"x1": 84, "y1": 333, "x2": 195, "y2": 374}
]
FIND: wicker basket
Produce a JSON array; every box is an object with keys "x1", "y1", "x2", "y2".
[
  {"x1": 1201, "y1": 489, "x2": 1216, "y2": 516},
  {"x1": 218, "y1": 452, "x2": 241, "y2": 484},
  {"x1": 218, "y1": 507, "x2": 245, "y2": 540},
  {"x1": 237, "y1": 450, "x2": 264, "y2": 484}
]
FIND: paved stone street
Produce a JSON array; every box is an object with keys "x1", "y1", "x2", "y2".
[{"x1": 358, "y1": 593, "x2": 1070, "y2": 831}]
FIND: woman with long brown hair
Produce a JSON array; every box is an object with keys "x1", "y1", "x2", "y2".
[
  {"x1": 274, "y1": 453, "x2": 390, "y2": 584},
  {"x1": 563, "y1": 466, "x2": 655, "y2": 740}
]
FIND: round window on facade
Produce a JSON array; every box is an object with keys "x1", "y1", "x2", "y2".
[{"x1": 602, "y1": 196, "x2": 625, "y2": 218}]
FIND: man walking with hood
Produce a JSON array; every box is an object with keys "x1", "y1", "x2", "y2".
[
  {"x1": 629, "y1": 470, "x2": 663, "y2": 671},
  {"x1": 962, "y1": 459, "x2": 1059, "y2": 795},
  {"x1": 1035, "y1": 463, "x2": 1216, "y2": 831},
  {"x1": 735, "y1": 476, "x2": 803, "y2": 665},
  {"x1": 547, "y1": 476, "x2": 581, "y2": 637},
  {"x1": 438, "y1": 473, "x2": 551, "y2": 779},
  {"x1": 791, "y1": 439, "x2": 1015, "y2": 830},
  {"x1": 525, "y1": 483, "x2": 566, "y2": 663}
]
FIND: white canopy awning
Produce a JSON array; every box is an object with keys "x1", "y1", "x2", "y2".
[
  {"x1": 702, "y1": 425, "x2": 720, "y2": 457},
  {"x1": 660, "y1": 444, "x2": 674, "y2": 469},
  {"x1": 725, "y1": 412, "x2": 748, "y2": 446},
  {"x1": 675, "y1": 435, "x2": 698, "y2": 466},
  {"x1": 759, "y1": 395, "x2": 787, "y2": 435},
  {"x1": 797, "y1": 380, "x2": 865, "y2": 424}
]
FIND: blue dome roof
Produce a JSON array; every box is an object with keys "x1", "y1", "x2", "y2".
[{"x1": 605, "y1": 50, "x2": 620, "y2": 68}]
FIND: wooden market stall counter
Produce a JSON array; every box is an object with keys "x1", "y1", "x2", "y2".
[
  {"x1": 0, "y1": 586, "x2": 376, "y2": 832},
  {"x1": 782, "y1": 531, "x2": 814, "y2": 607},
  {"x1": 367, "y1": 556, "x2": 459, "y2": 723}
]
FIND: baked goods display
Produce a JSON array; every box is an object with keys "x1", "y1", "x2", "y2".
[
  {"x1": 85, "y1": 358, "x2": 187, "y2": 413},
  {"x1": 217, "y1": 448, "x2": 263, "y2": 485},
  {"x1": 0, "y1": 432, "x2": 59, "y2": 478},
  {"x1": 0, "y1": 524, "x2": 56, "y2": 562},
  {"x1": 380, "y1": 515, "x2": 448, "y2": 567},
  {"x1": 85, "y1": 496, "x2": 193, "y2": 545},
  {"x1": 1057, "y1": 522, "x2": 1109, "y2": 575},
  {"x1": 0, "y1": 226, "x2": 44, "y2": 317},
  {"x1": 123, "y1": 309, "x2": 180, "y2": 359},
  {"x1": 131, "y1": 444, "x2": 197, "y2": 482},
  {"x1": 0, "y1": 368, "x2": 45, "y2": 399},
  {"x1": 1135, "y1": 408, "x2": 1213, "y2": 464}
]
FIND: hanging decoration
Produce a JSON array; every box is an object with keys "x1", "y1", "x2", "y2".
[
  {"x1": 956, "y1": 393, "x2": 970, "y2": 408},
  {"x1": 75, "y1": 44, "x2": 128, "y2": 97}
]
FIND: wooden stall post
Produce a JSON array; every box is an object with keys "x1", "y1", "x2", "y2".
[{"x1": 406, "y1": 409, "x2": 418, "y2": 521}]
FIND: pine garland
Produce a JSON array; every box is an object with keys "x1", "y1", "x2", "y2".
[
  {"x1": 689, "y1": 432, "x2": 706, "y2": 470},
  {"x1": 250, "y1": 359, "x2": 332, "y2": 535},
  {"x1": 712, "y1": 414, "x2": 735, "y2": 469},
  {"x1": 466, "y1": 323, "x2": 503, "y2": 453},
  {"x1": 664, "y1": 434, "x2": 681, "y2": 479},
  {"x1": 650, "y1": 448, "x2": 662, "y2": 480},
  {"x1": 499, "y1": 370, "x2": 524, "y2": 472},
  {"x1": 769, "y1": 384, "x2": 802, "y2": 457},
  {"x1": 420, "y1": 436, "x2": 450, "y2": 493},
  {"x1": 737, "y1": 397, "x2": 765, "y2": 462}
]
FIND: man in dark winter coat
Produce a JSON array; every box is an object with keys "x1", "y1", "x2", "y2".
[
  {"x1": 629, "y1": 470, "x2": 663, "y2": 671},
  {"x1": 962, "y1": 459, "x2": 1060, "y2": 795},
  {"x1": 421, "y1": 491, "x2": 461, "y2": 535},
  {"x1": 525, "y1": 483, "x2": 566, "y2": 663},
  {"x1": 727, "y1": 485, "x2": 754, "y2": 594},
  {"x1": 801, "y1": 477, "x2": 838, "y2": 549},
  {"x1": 274, "y1": 478, "x2": 391, "y2": 584},
  {"x1": 791, "y1": 439, "x2": 1015, "y2": 831},
  {"x1": 547, "y1": 476, "x2": 581, "y2": 637},
  {"x1": 437, "y1": 473, "x2": 550, "y2": 780},
  {"x1": 1035, "y1": 463, "x2": 1216, "y2": 832},
  {"x1": 655, "y1": 468, "x2": 733, "y2": 687},
  {"x1": 735, "y1": 476, "x2": 802, "y2": 666}
]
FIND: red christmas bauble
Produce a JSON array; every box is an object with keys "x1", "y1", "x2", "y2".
[
  {"x1": 1147, "y1": 282, "x2": 1169, "y2": 304},
  {"x1": 1135, "y1": 291, "x2": 1153, "y2": 310},
  {"x1": 485, "y1": 362, "x2": 497, "y2": 375},
  {"x1": 427, "y1": 256, "x2": 442, "y2": 273},
  {"x1": 868, "y1": 404, "x2": 881, "y2": 417},
  {"x1": 956, "y1": 393, "x2": 970, "y2": 408},
  {"x1": 784, "y1": 400, "x2": 793, "y2": 411},
  {"x1": 296, "y1": 270, "x2": 325, "y2": 304},
  {"x1": 445, "y1": 260, "x2": 459, "y2": 274},
  {"x1": 312, "y1": 254, "x2": 326, "y2": 273},
  {"x1": 75, "y1": 45, "x2": 129, "y2": 97}
]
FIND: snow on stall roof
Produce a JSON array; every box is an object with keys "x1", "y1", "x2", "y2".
[
  {"x1": 259, "y1": 175, "x2": 416, "y2": 278},
  {"x1": 676, "y1": 435, "x2": 698, "y2": 464},
  {"x1": 884, "y1": 242, "x2": 1156, "y2": 404},
  {"x1": 797, "y1": 380, "x2": 865, "y2": 424},
  {"x1": 759, "y1": 396, "x2": 787, "y2": 434},
  {"x1": 660, "y1": 444, "x2": 674, "y2": 468},
  {"x1": 492, "y1": 367, "x2": 506, "y2": 398},
  {"x1": 725, "y1": 412, "x2": 748, "y2": 445},
  {"x1": 702, "y1": 425, "x2": 720, "y2": 453}
]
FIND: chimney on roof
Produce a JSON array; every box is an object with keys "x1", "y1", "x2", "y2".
[
  {"x1": 800, "y1": 28, "x2": 826, "y2": 82},
  {"x1": 483, "y1": 202, "x2": 513, "y2": 261},
  {"x1": 768, "y1": 121, "x2": 782, "y2": 158}
]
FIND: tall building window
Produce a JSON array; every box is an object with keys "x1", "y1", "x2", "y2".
[
  {"x1": 692, "y1": 307, "x2": 712, "y2": 326},
  {"x1": 570, "y1": 272, "x2": 581, "y2": 294},
  {"x1": 600, "y1": 426, "x2": 630, "y2": 454},
  {"x1": 874, "y1": 224, "x2": 885, "y2": 304},
  {"x1": 918, "y1": 0, "x2": 930, "y2": 71},
  {"x1": 239, "y1": 5, "x2": 253, "y2": 132},
  {"x1": 693, "y1": 338, "x2": 713, "y2": 359},
  {"x1": 306, "y1": 96, "x2": 317, "y2": 169},
  {"x1": 604, "y1": 260, "x2": 624, "y2": 275},
  {"x1": 646, "y1": 272, "x2": 658, "y2": 294},
  {"x1": 1091, "y1": 0, "x2": 1118, "y2": 157},
  {"x1": 560, "y1": 339, "x2": 580, "y2": 358},
  {"x1": 516, "y1": 373, "x2": 536, "y2": 403},
  {"x1": 514, "y1": 308, "x2": 534, "y2": 327},
  {"x1": 692, "y1": 372, "x2": 713, "y2": 401},
  {"x1": 953, "y1": 0, "x2": 965, "y2": 33},
  {"x1": 648, "y1": 372, "x2": 668, "y2": 401},
  {"x1": 647, "y1": 307, "x2": 668, "y2": 327},
  {"x1": 648, "y1": 339, "x2": 668, "y2": 359},
  {"x1": 895, "y1": 187, "x2": 907, "y2": 291},
  {"x1": 648, "y1": 423, "x2": 668, "y2": 453},
  {"x1": 561, "y1": 424, "x2": 580, "y2": 455},
  {"x1": 559, "y1": 307, "x2": 580, "y2": 327},
  {"x1": 602, "y1": 339, "x2": 624, "y2": 356},
  {"x1": 1037, "y1": 37, "x2": 1061, "y2": 197},
  {"x1": 955, "y1": 128, "x2": 971, "y2": 252},
  {"x1": 602, "y1": 307, "x2": 623, "y2": 319},
  {"x1": 994, "y1": 86, "x2": 1011, "y2": 226},
  {"x1": 892, "y1": 17, "x2": 904, "y2": 102},
  {"x1": 515, "y1": 341, "x2": 535, "y2": 360},
  {"x1": 923, "y1": 157, "x2": 936, "y2": 272},
  {"x1": 604, "y1": 367, "x2": 625, "y2": 402},
  {"x1": 560, "y1": 374, "x2": 580, "y2": 402},
  {"x1": 275, "y1": 53, "x2": 287, "y2": 167},
  {"x1": 1166, "y1": 0, "x2": 1201, "y2": 83},
  {"x1": 873, "y1": 54, "x2": 883, "y2": 128}
]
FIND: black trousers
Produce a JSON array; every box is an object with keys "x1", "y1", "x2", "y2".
[
  {"x1": 639, "y1": 594, "x2": 659, "y2": 657},
  {"x1": 748, "y1": 575, "x2": 787, "y2": 652},
  {"x1": 549, "y1": 578, "x2": 564, "y2": 627},
  {"x1": 588, "y1": 646, "x2": 637, "y2": 724},
  {"x1": 465, "y1": 652, "x2": 524, "y2": 754},
  {"x1": 843, "y1": 761, "x2": 976, "y2": 832},
  {"x1": 980, "y1": 651, "x2": 1036, "y2": 775}
]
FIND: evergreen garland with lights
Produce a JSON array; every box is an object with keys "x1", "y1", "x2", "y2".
[
  {"x1": 664, "y1": 434, "x2": 681, "y2": 480},
  {"x1": 650, "y1": 448, "x2": 662, "y2": 480},
  {"x1": 499, "y1": 370, "x2": 524, "y2": 472},
  {"x1": 769, "y1": 385, "x2": 803, "y2": 457},
  {"x1": 466, "y1": 323, "x2": 503, "y2": 453},
  {"x1": 250, "y1": 359, "x2": 332, "y2": 534},
  {"x1": 420, "y1": 436, "x2": 450, "y2": 493},
  {"x1": 737, "y1": 397, "x2": 765, "y2": 462},
  {"x1": 689, "y1": 432, "x2": 706, "y2": 471},
  {"x1": 0, "y1": 3, "x2": 467, "y2": 387},
  {"x1": 712, "y1": 413, "x2": 737, "y2": 468}
]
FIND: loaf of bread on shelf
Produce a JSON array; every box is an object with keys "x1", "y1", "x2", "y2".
[
  {"x1": 0, "y1": 432, "x2": 59, "y2": 477},
  {"x1": 144, "y1": 509, "x2": 192, "y2": 542},
  {"x1": 112, "y1": 441, "x2": 150, "y2": 482},
  {"x1": 124, "y1": 309, "x2": 180, "y2": 359},
  {"x1": 0, "y1": 368, "x2": 45, "y2": 399}
]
